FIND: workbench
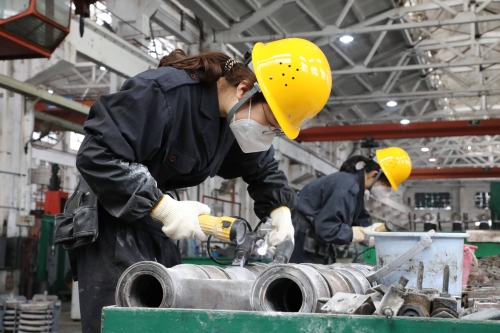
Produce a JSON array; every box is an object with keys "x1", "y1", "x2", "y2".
[{"x1": 101, "y1": 307, "x2": 500, "y2": 333}]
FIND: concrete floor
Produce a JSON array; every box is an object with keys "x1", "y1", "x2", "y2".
[{"x1": 59, "y1": 301, "x2": 82, "y2": 333}]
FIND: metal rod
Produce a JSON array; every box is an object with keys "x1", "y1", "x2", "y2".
[
  {"x1": 442, "y1": 265, "x2": 450, "y2": 295},
  {"x1": 417, "y1": 262, "x2": 424, "y2": 290}
]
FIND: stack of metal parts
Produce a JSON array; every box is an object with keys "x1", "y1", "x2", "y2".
[
  {"x1": 461, "y1": 285, "x2": 500, "y2": 319},
  {"x1": 0, "y1": 293, "x2": 61, "y2": 333},
  {"x1": 116, "y1": 261, "x2": 375, "y2": 313},
  {"x1": 1, "y1": 295, "x2": 27, "y2": 332}
]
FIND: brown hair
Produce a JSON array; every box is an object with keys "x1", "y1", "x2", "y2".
[{"x1": 158, "y1": 49, "x2": 265, "y2": 103}]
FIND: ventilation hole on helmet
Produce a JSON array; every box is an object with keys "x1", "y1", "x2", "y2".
[
  {"x1": 285, "y1": 84, "x2": 288, "y2": 87},
  {"x1": 282, "y1": 73, "x2": 285, "y2": 76},
  {"x1": 280, "y1": 62, "x2": 282, "y2": 65},
  {"x1": 296, "y1": 68, "x2": 299, "y2": 71},
  {"x1": 292, "y1": 77, "x2": 295, "y2": 80},
  {"x1": 288, "y1": 65, "x2": 291, "y2": 67}
]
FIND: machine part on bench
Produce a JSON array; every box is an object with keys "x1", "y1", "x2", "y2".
[
  {"x1": 302, "y1": 264, "x2": 354, "y2": 294},
  {"x1": 250, "y1": 264, "x2": 331, "y2": 313},
  {"x1": 460, "y1": 308, "x2": 500, "y2": 320},
  {"x1": 431, "y1": 265, "x2": 458, "y2": 314},
  {"x1": 403, "y1": 290, "x2": 432, "y2": 316},
  {"x1": 382, "y1": 306, "x2": 394, "y2": 319},
  {"x1": 398, "y1": 304, "x2": 430, "y2": 317},
  {"x1": 431, "y1": 308, "x2": 459, "y2": 318},
  {"x1": 321, "y1": 292, "x2": 375, "y2": 315},
  {"x1": 366, "y1": 284, "x2": 388, "y2": 296},
  {"x1": 116, "y1": 261, "x2": 260, "y2": 310},
  {"x1": 416, "y1": 262, "x2": 424, "y2": 291},
  {"x1": 376, "y1": 277, "x2": 408, "y2": 317}
]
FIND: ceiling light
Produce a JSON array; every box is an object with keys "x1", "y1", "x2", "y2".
[
  {"x1": 386, "y1": 101, "x2": 397, "y2": 107},
  {"x1": 47, "y1": 89, "x2": 54, "y2": 94},
  {"x1": 100, "y1": 66, "x2": 106, "y2": 70},
  {"x1": 467, "y1": 146, "x2": 472, "y2": 150},
  {"x1": 421, "y1": 147, "x2": 430, "y2": 152},
  {"x1": 400, "y1": 119, "x2": 410, "y2": 125},
  {"x1": 339, "y1": 35, "x2": 354, "y2": 44},
  {"x1": 429, "y1": 157, "x2": 436, "y2": 162}
]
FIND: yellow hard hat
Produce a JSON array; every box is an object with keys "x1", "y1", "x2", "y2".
[
  {"x1": 251, "y1": 38, "x2": 332, "y2": 139},
  {"x1": 375, "y1": 147, "x2": 412, "y2": 191}
]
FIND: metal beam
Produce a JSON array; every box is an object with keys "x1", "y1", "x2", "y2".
[
  {"x1": 151, "y1": 3, "x2": 199, "y2": 44},
  {"x1": 409, "y1": 167, "x2": 500, "y2": 179},
  {"x1": 25, "y1": 60, "x2": 74, "y2": 86},
  {"x1": 182, "y1": 0, "x2": 230, "y2": 30},
  {"x1": 216, "y1": 13, "x2": 500, "y2": 43},
  {"x1": 34, "y1": 111, "x2": 84, "y2": 134},
  {"x1": 0, "y1": 73, "x2": 90, "y2": 115},
  {"x1": 331, "y1": 57, "x2": 499, "y2": 74},
  {"x1": 297, "y1": 119, "x2": 500, "y2": 142},
  {"x1": 327, "y1": 86, "x2": 500, "y2": 104},
  {"x1": 229, "y1": 0, "x2": 295, "y2": 34},
  {"x1": 68, "y1": 18, "x2": 157, "y2": 78}
]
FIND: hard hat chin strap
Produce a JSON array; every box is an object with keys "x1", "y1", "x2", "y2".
[
  {"x1": 226, "y1": 82, "x2": 261, "y2": 125},
  {"x1": 367, "y1": 169, "x2": 383, "y2": 192}
]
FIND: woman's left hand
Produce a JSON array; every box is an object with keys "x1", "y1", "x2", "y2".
[{"x1": 268, "y1": 207, "x2": 295, "y2": 246}]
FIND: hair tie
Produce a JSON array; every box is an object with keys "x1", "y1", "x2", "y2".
[{"x1": 224, "y1": 58, "x2": 236, "y2": 72}]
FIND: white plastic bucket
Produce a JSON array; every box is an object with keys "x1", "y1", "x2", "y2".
[{"x1": 371, "y1": 232, "x2": 469, "y2": 296}]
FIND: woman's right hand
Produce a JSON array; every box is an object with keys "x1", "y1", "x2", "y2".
[{"x1": 150, "y1": 195, "x2": 210, "y2": 241}]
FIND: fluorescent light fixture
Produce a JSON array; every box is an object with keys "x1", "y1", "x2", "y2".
[
  {"x1": 429, "y1": 157, "x2": 436, "y2": 162},
  {"x1": 467, "y1": 145, "x2": 472, "y2": 150},
  {"x1": 339, "y1": 35, "x2": 354, "y2": 44},
  {"x1": 400, "y1": 119, "x2": 410, "y2": 125},
  {"x1": 386, "y1": 101, "x2": 397, "y2": 107},
  {"x1": 100, "y1": 66, "x2": 106, "y2": 70},
  {"x1": 47, "y1": 89, "x2": 54, "y2": 94},
  {"x1": 421, "y1": 147, "x2": 430, "y2": 152}
]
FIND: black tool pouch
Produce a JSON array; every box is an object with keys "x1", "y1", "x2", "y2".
[
  {"x1": 303, "y1": 229, "x2": 331, "y2": 260},
  {"x1": 54, "y1": 178, "x2": 99, "y2": 250}
]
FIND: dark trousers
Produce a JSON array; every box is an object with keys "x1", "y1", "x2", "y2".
[
  {"x1": 289, "y1": 214, "x2": 336, "y2": 265},
  {"x1": 74, "y1": 217, "x2": 181, "y2": 333}
]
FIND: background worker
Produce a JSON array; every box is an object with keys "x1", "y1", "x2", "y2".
[
  {"x1": 58, "y1": 38, "x2": 331, "y2": 333},
  {"x1": 290, "y1": 147, "x2": 412, "y2": 264}
]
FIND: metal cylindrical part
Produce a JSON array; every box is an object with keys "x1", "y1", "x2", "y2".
[
  {"x1": 442, "y1": 265, "x2": 450, "y2": 294},
  {"x1": 417, "y1": 262, "x2": 424, "y2": 291},
  {"x1": 250, "y1": 264, "x2": 331, "y2": 313},
  {"x1": 116, "y1": 262, "x2": 259, "y2": 310}
]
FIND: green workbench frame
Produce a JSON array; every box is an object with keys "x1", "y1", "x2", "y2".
[{"x1": 101, "y1": 307, "x2": 500, "y2": 333}]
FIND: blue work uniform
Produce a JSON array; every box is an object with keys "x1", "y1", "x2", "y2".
[
  {"x1": 56, "y1": 66, "x2": 297, "y2": 333},
  {"x1": 290, "y1": 170, "x2": 371, "y2": 264}
]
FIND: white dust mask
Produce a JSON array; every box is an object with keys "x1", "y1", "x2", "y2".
[{"x1": 229, "y1": 98, "x2": 276, "y2": 153}]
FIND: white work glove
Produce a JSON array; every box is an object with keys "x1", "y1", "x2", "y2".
[
  {"x1": 268, "y1": 207, "x2": 295, "y2": 246},
  {"x1": 150, "y1": 195, "x2": 210, "y2": 241},
  {"x1": 352, "y1": 223, "x2": 382, "y2": 247}
]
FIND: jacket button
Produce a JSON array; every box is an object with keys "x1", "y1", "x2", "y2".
[
  {"x1": 190, "y1": 73, "x2": 196, "y2": 79},
  {"x1": 169, "y1": 155, "x2": 177, "y2": 162}
]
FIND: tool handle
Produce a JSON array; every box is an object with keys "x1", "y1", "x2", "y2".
[
  {"x1": 375, "y1": 221, "x2": 394, "y2": 232},
  {"x1": 198, "y1": 215, "x2": 220, "y2": 235}
]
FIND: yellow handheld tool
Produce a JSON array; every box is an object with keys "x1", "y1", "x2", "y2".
[
  {"x1": 198, "y1": 215, "x2": 248, "y2": 244},
  {"x1": 374, "y1": 221, "x2": 395, "y2": 232}
]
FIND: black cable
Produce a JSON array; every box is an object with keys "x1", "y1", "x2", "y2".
[
  {"x1": 173, "y1": 189, "x2": 181, "y2": 201},
  {"x1": 206, "y1": 235, "x2": 232, "y2": 265},
  {"x1": 351, "y1": 246, "x2": 374, "y2": 263}
]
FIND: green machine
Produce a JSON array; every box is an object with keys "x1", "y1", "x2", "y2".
[
  {"x1": 37, "y1": 215, "x2": 70, "y2": 296},
  {"x1": 101, "y1": 308, "x2": 500, "y2": 333}
]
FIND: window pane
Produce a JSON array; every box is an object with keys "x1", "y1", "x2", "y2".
[
  {"x1": 0, "y1": 0, "x2": 30, "y2": 20},
  {"x1": 475, "y1": 192, "x2": 490, "y2": 210},
  {"x1": 414, "y1": 192, "x2": 451, "y2": 210},
  {"x1": 36, "y1": 0, "x2": 71, "y2": 27}
]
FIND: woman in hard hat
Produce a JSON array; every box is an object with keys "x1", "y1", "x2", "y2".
[
  {"x1": 55, "y1": 38, "x2": 331, "y2": 333},
  {"x1": 290, "y1": 147, "x2": 411, "y2": 264}
]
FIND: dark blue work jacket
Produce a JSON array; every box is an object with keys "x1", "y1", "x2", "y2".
[
  {"x1": 294, "y1": 170, "x2": 371, "y2": 245},
  {"x1": 75, "y1": 66, "x2": 297, "y2": 237}
]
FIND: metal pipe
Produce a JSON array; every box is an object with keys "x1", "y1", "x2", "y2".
[
  {"x1": 115, "y1": 262, "x2": 264, "y2": 310},
  {"x1": 250, "y1": 263, "x2": 374, "y2": 313},
  {"x1": 250, "y1": 264, "x2": 332, "y2": 313}
]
